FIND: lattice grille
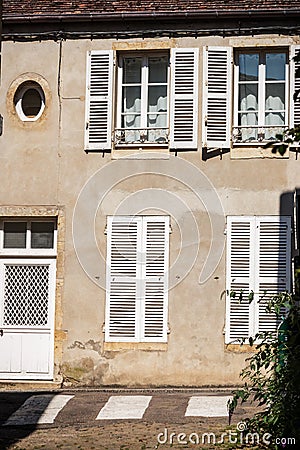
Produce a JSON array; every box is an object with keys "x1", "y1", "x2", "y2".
[{"x1": 3, "y1": 265, "x2": 50, "y2": 326}]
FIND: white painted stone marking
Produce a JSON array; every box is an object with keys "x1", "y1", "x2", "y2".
[
  {"x1": 3, "y1": 394, "x2": 74, "y2": 426},
  {"x1": 185, "y1": 396, "x2": 232, "y2": 417},
  {"x1": 96, "y1": 395, "x2": 152, "y2": 420}
]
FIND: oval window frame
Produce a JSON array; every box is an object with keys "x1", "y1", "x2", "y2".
[{"x1": 7, "y1": 73, "x2": 51, "y2": 126}]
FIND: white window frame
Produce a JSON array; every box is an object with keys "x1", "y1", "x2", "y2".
[
  {"x1": 0, "y1": 218, "x2": 57, "y2": 257},
  {"x1": 115, "y1": 52, "x2": 170, "y2": 147},
  {"x1": 233, "y1": 48, "x2": 289, "y2": 145}
]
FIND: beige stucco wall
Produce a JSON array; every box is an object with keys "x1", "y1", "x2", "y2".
[{"x1": 0, "y1": 33, "x2": 299, "y2": 386}]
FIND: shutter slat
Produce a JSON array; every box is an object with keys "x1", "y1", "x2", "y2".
[
  {"x1": 258, "y1": 218, "x2": 291, "y2": 333},
  {"x1": 106, "y1": 218, "x2": 140, "y2": 341},
  {"x1": 142, "y1": 218, "x2": 169, "y2": 341},
  {"x1": 85, "y1": 51, "x2": 113, "y2": 151},
  {"x1": 291, "y1": 45, "x2": 300, "y2": 128},
  {"x1": 226, "y1": 218, "x2": 253, "y2": 342},
  {"x1": 170, "y1": 49, "x2": 199, "y2": 149},
  {"x1": 203, "y1": 47, "x2": 232, "y2": 148}
]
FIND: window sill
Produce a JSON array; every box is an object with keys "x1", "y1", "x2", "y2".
[
  {"x1": 112, "y1": 147, "x2": 170, "y2": 159},
  {"x1": 231, "y1": 144, "x2": 289, "y2": 159},
  {"x1": 103, "y1": 342, "x2": 168, "y2": 351},
  {"x1": 225, "y1": 343, "x2": 257, "y2": 353}
]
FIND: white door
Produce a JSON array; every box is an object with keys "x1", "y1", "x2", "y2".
[{"x1": 0, "y1": 259, "x2": 56, "y2": 380}]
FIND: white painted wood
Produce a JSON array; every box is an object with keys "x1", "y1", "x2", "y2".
[
  {"x1": 0, "y1": 259, "x2": 56, "y2": 380},
  {"x1": 170, "y1": 48, "x2": 199, "y2": 149},
  {"x1": 290, "y1": 45, "x2": 300, "y2": 128},
  {"x1": 106, "y1": 216, "x2": 169, "y2": 342},
  {"x1": 3, "y1": 395, "x2": 74, "y2": 426},
  {"x1": 85, "y1": 50, "x2": 114, "y2": 151},
  {"x1": 96, "y1": 395, "x2": 152, "y2": 420},
  {"x1": 185, "y1": 396, "x2": 232, "y2": 417},
  {"x1": 226, "y1": 216, "x2": 291, "y2": 343},
  {"x1": 203, "y1": 46, "x2": 232, "y2": 148}
]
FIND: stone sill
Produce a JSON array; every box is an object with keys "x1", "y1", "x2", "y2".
[{"x1": 103, "y1": 342, "x2": 168, "y2": 352}]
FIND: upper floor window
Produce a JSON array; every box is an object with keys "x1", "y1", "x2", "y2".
[
  {"x1": 116, "y1": 54, "x2": 169, "y2": 146},
  {"x1": 85, "y1": 49, "x2": 198, "y2": 153},
  {"x1": 202, "y1": 45, "x2": 300, "y2": 150},
  {"x1": 234, "y1": 50, "x2": 288, "y2": 143}
]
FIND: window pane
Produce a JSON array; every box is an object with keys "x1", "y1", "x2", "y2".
[
  {"x1": 148, "y1": 56, "x2": 168, "y2": 83},
  {"x1": 265, "y1": 83, "x2": 285, "y2": 111},
  {"x1": 122, "y1": 86, "x2": 141, "y2": 113},
  {"x1": 239, "y1": 84, "x2": 258, "y2": 112},
  {"x1": 4, "y1": 222, "x2": 27, "y2": 248},
  {"x1": 31, "y1": 222, "x2": 54, "y2": 249},
  {"x1": 266, "y1": 53, "x2": 286, "y2": 81},
  {"x1": 239, "y1": 112, "x2": 258, "y2": 127},
  {"x1": 122, "y1": 114, "x2": 141, "y2": 129},
  {"x1": 123, "y1": 57, "x2": 142, "y2": 84},
  {"x1": 148, "y1": 86, "x2": 167, "y2": 113},
  {"x1": 239, "y1": 53, "x2": 259, "y2": 81}
]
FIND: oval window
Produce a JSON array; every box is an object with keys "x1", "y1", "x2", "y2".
[{"x1": 14, "y1": 81, "x2": 45, "y2": 121}]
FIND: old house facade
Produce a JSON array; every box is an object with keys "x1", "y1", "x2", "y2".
[{"x1": 0, "y1": 0, "x2": 300, "y2": 386}]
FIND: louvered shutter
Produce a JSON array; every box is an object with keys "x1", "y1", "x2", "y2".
[
  {"x1": 106, "y1": 217, "x2": 140, "y2": 342},
  {"x1": 226, "y1": 217, "x2": 254, "y2": 343},
  {"x1": 290, "y1": 45, "x2": 300, "y2": 128},
  {"x1": 257, "y1": 217, "x2": 291, "y2": 334},
  {"x1": 85, "y1": 50, "x2": 114, "y2": 151},
  {"x1": 202, "y1": 47, "x2": 232, "y2": 148},
  {"x1": 106, "y1": 216, "x2": 169, "y2": 342},
  {"x1": 142, "y1": 217, "x2": 169, "y2": 342},
  {"x1": 226, "y1": 216, "x2": 291, "y2": 343},
  {"x1": 169, "y1": 48, "x2": 199, "y2": 149}
]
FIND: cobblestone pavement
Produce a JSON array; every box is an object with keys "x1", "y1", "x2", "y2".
[{"x1": 0, "y1": 389, "x2": 260, "y2": 450}]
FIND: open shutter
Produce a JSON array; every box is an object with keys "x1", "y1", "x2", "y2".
[
  {"x1": 290, "y1": 45, "x2": 300, "y2": 128},
  {"x1": 226, "y1": 217, "x2": 254, "y2": 343},
  {"x1": 170, "y1": 48, "x2": 199, "y2": 149},
  {"x1": 203, "y1": 46, "x2": 232, "y2": 148},
  {"x1": 257, "y1": 217, "x2": 291, "y2": 334},
  {"x1": 85, "y1": 50, "x2": 113, "y2": 151},
  {"x1": 106, "y1": 217, "x2": 140, "y2": 342},
  {"x1": 142, "y1": 217, "x2": 169, "y2": 342}
]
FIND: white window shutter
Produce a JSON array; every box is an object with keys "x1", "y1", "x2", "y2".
[
  {"x1": 85, "y1": 50, "x2": 114, "y2": 151},
  {"x1": 106, "y1": 216, "x2": 169, "y2": 343},
  {"x1": 105, "y1": 217, "x2": 140, "y2": 342},
  {"x1": 170, "y1": 48, "x2": 199, "y2": 149},
  {"x1": 226, "y1": 217, "x2": 254, "y2": 343},
  {"x1": 257, "y1": 217, "x2": 291, "y2": 334},
  {"x1": 142, "y1": 217, "x2": 169, "y2": 342},
  {"x1": 290, "y1": 45, "x2": 300, "y2": 128},
  {"x1": 202, "y1": 46, "x2": 232, "y2": 148}
]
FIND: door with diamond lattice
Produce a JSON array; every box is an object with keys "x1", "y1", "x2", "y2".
[{"x1": 0, "y1": 259, "x2": 56, "y2": 379}]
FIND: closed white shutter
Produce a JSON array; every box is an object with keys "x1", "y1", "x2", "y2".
[
  {"x1": 257, "y1": 217, "x2": 291, "y2": 334},
  {"x1": 142, "y1": 217, "x2": 169, "y2": 342},
  {"x1": 106, "y1": 217, "x2": 140, "y2": 341},
  {"x1": 85, "y1": 50, "x2": 114, "y2": 151},
  {"x1": 106, "y1": 216, "x2": 169, "y2": 342},
  {"x1": 226, "y1": 217, "x2": 254, "y2": 343},
  {"x1": 290, "y1": 45, "x2": 300, "y2": 128},
  {"x1": 202, "y1": 46, "x2": 232, "y2": 148},
  {"x1": 226, "y1": 216, "x2": 291, "y2": 343},
  {"x1": 170, "y1": 48, "x2": 199, "y2": 149}
]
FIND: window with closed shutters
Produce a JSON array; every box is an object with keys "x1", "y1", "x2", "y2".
[{"x1": 105, "y1": 216, "x2": 169, "y2": 342}]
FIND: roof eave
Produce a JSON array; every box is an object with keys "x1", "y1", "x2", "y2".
[{"x1": 3, "y1": 8, "x2": 300, "y2": 23}]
